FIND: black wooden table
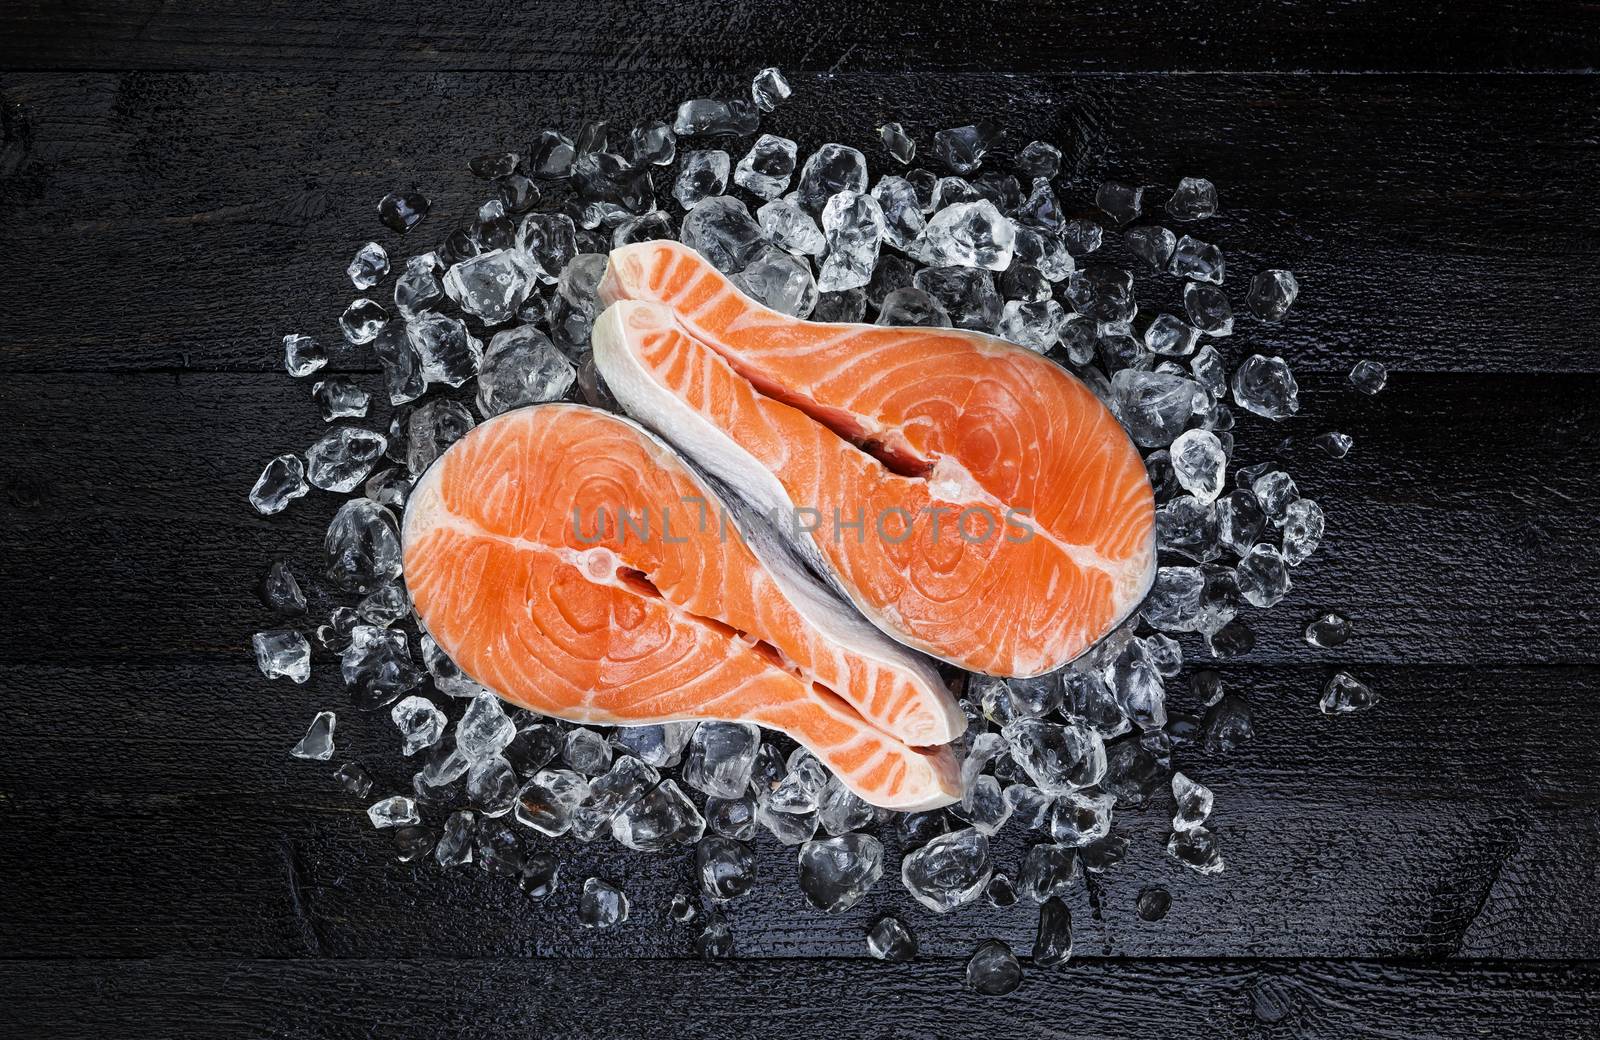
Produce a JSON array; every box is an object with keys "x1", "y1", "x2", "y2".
[{"x1": 3, "y1": 3, "x2": 1598, "y2": 1037}]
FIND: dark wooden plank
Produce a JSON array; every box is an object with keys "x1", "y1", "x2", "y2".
[
  {"x1": 5, "y1": 958, "x2": 1598, "y2": 1040},
  {"x1": 3, "y1": 1, "x2": 1598, "y2": 74},
  {"x1": 2, "y1": 653, "x2": 1595, "y2": 961},
  {"x1": 1, "y1": 72, "x2": 1597, "y2": 373},
  {"x1": 2, "y1": 371, "x2": 1594, "y2": 667}
]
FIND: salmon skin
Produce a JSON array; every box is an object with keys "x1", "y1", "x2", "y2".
[
  {"x1": 402, "y1": 403, "x2": 964, "y2": 810},
  {"x1": 594, "y1": 241, "x2": 1157, "y2": 677}
]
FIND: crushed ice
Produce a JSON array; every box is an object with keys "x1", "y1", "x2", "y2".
[{"x1": 246, "y1": 71, "x2": 1386, "y2": 990}]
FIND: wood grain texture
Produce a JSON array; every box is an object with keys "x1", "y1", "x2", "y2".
[
  {"x1": 3, "y1": 372, "x2": 1595, "y2": 666},
  {"x1": 5, "y1": 958, "x2": 1599, "y2": 1040},
  {"x1": 0, "y1": 72, "x2": 1597, "y2": 373},
  {"x1": 2, "y1": 1, "x2": 1598, "y2": 74}
]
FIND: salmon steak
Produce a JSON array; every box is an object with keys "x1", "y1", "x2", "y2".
[
  {"x1": 402, "y1": 403, "x2": 964, "y2": 810},
  {"x1": 594, "y1": 241, "x2": 1157, "y2": 677}
]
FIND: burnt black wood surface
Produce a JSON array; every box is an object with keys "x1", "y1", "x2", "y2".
[{"x1": 2, "y1": 3, "x2": 1599, "y2": 1038}]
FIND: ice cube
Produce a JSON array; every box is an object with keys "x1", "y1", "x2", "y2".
[
  {"x1": 259, "y1": 559, "x2": 306, "y2": 615},
  {"x1": 1004, "y1": 784, "x2": 1054, "y2": 831},
  {"x1": 1144, "y1": 313, "x2": 1200, "y2": 357},
  {"x1": 1349, "y1": 359, "x2": 1388, "y2": 395},
  {"x1": 340, "y1": 299, "x2": 387, "y2": 345},
  {"x1": 1125, "y1": 226, "x2": 1177, "y2": 271},
  {"x1": 420, "y1": 634, "x2": 486, "y2": 700},
  {"x1": 1066, "y1": 264, "x2": 1136, "y2": 322},
  {"x1": 516, "y1": 212, "x2": 578, "y2": 281},
  {"x1": 817, "y1": 190, "x2": 885, "y2": 292},
  {"x1": 680, "y1": 195, "x2": 768, "y2": 274},
  {"x1": 334, "y1": 761, "x2": 373, "y2": 797},
  {"x1": 1033, "y1": 897, "x2": 1073, "y2": 967},
  {"x1": 624, "y1": 120, "x2": 676, "y2": 167},
  {"x1": 1183, "y1": 281, "x2": 1233, "y2": 336},
  {"x1": 900, "y1": 828, "x2": 991, "y2": 913},
  {"x1": 250, "y1": 454, "x2": 309, "y2": 515},
  {"x1": 442, "y1": 249, "x2": 531, "y2": 325},
  {"x1": 526, "y1": 131, "x2": 577, "y2": 179},
  {"x1": 1050, "y1": 790, "x2": 1115, "y2": 846},
  {"x1": 1171, "y1": 771, "x2": 1214, "y2": 832},
  {"x1": 612, "y1": 779, "x2": 706, "y2": 851},
  {"x1": 341, "y1": 624, "x2": 422, "y2": 708},
  {"x1": 578, "y1": 877, "x2": 630, "y2": 928},
  {"x1": 952, "y1": 774, "x2": 1013, "y2": 835},
  {"x1": 879, "y1": 122, "x2": 915, "y2": 165},
  {"x1": 1236, "y1": 544, "x2": 1292, "y2": 607},
  {"x1": 1002, "y1": 720, "x2": 1107, "y2": 794},
  {"x1": 1315, "y1": 431, "x2": 1354, "y2": 458},
  {"x1": 1231, "y1": 354, "x2": 1300, "y2": 419},
  {"x1": 1000, "y1": 262, "x2": 1050, "y2": 303},
  {"x1": 751, "y1": 66, "x2": 791, "y2": 111},
  {"x1": 1169, "y1": 234, "x2": 1224, "y2": 283},
  {"x1": 468, "y1": 754, "x2": 519, "y2": 817},
  {"x1": 306, "y1": 426, "x2": 386, "y2": 493},
  {"x1": 873, "y1": 175, "x2": 926, "y2": 250},
  {"x1": 1321, "y1": 672, "x2": 1378, "y2": 714},
  {"x1": 733, "y1": 134, "x2": 797, "y2": 199},
  {"x1": 798, "y1": 834, "x2": 884, "y2": 912},
  {"x1": 1171, "y1": 429, "x2": 1227, "y2": 502},
  {"x1": 755, "y1": 796, "x2": 820, "y2": 845},
  {"x1": 562, "y1": 727, "x2": 613, "y2": 777},
  {"x1": 357, "y1": 581, "x2": 407, "y2": 625},
  {"x1": 1251, "y1": 470, "x2": 1300, "y2": 522},
  {"x1": 672, "y1": 97, "x2": 759, "y2": 136},
  {"x1": 369, "y1": 322, "x2": 424, "y2": 405},
  {"x1": 612, "y1": 722, "x2": 695, "y2": 768},
  {"x1": 1247, "y1": 269, "x2": 1299, "y2": 322},
  {"x1": 908, "y1": 199, "x2": 1014, "y2": 271},
  {"x1": 680, "y1": 722, "x2": 761, "y2": 799},
  {"x1": 477, "y1": 325, "x2": 576, "y2": 417},
  {"x1": 514, "y1": 768, "x2": 590, "y2": 836},
  {"x1": 405, "y1": 399, "x2": 475, "y2": 478},
  {"x1": 391, "y1": 695, "x2": 446, "y2": 756},
  {"x1": 1060, "y1": 218, "x2": 1104, "y2": 257},
  {"x1": 815, "y1": 778, "x2": 875, "y2": 836},
  {"x1": 795, "y1": 143, "x2": 869, "y2": 214},
  {"x1": 1063, "y1": 671, "x2": 1130, "y2": 740},
  {"x1": 694, "y1": 835, "x2": 757, "y2": 901},
  {"x1": 254, "y1": 628, "x2": 311, "y2": 684},
  {"x1": 877, "y1": 287, "x2": 950, "y2": 327},
  {"x1": 673, "y1": 149, "x2": 731, "y2": 210},
  {"x1": 456, "y1": 692, "x2": 516, "y2": 762},
  {"x1": 434, "y1": 810, "x2": 474, "y2": 867},
  {"x1": 1110, "y1": 369, "x2": 1206, "y2": 448},
  {"x1": 570, "y1": 756, "x2": 659, "y2": 840},
  {"x1": 912, "y1": 266, "x2": 1001, "y2": 331},
  {"x1": 1206, "y1": 618, "x2": 1256, "y2": 660},
  {"x1": 406, "y1": 312, "x2": 483, "y2": 387},
  {"x1": 1167, "y1": 825, "x2": 1224, "y2": 875},
  {"x1": 995, "y1": 298, "x2": 1064, "y2": 353},
  {"x1": 706, "y1": 793, "x2": 759, "y2": 841},
  {"x1": 367, "y1": 795, "x2": 420, "y2": 829},
  {"x1": 756, "y1": 197, "x2": 825, "y2": 256},
  {"x1": 1282, "y1": 498, "x2": 1326, "y2": 565},
  {"x1": 1095, "y1": 181, "x2": 1143, "y2": 226},
  {"x1": 1017, "y1": 838, "x2": 1081, "y2": 896},
  {"x1": 966, "y1": 939, "x2": 1022, "y2": 995},
  {"x1": 311, "y1": 378, "x2": 370, "y2": 422},
  {"x1": 812, "y1": 288, "x2": 868, "y2": 323},
  {"x1": 499, "y1": 173, "x2": 541, "y2": 213},
  {"x1": 291, "y1": 710, "x2": 336, "y2": 759},
  {"x1": 1013, "y1": 178, "x2": 1063, "y2": 231},
  {"x1": 694, "y1": 907, "x2": 734, "y2": 958},
  {"x1": 735, "y1": 249, "x2": 818, "y2": 318},
  {"x1": 866, "y1": 915, "x2": 918, "y2": 961},
  {"x1": 347, "y1": 242, "x2": 390, "y2": 290},
  {"x1": 1166, "y1": 177, "x2": 1218, "y2": 221},
  {"x1": 932, "y1": 123, "x2": 997, "y2": 174},
  {"x1": 1304, "y1": 610, "x2": 1352, "y2": 648},
  {"x1": 378, "y1": 189, "x2": 429, "y2": 233}
]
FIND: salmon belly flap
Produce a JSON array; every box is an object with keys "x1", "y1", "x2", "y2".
[
  {"x1": 595, "y1": 241, "x2": 1157, "y2": 677},
  {"x1": 401, "y1": 404, "x2": 963, "y2": 811}
]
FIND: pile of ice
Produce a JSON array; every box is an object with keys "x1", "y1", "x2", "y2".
[{"x1": 248, "y1": 67, "x2": 1385, "y2": 993}]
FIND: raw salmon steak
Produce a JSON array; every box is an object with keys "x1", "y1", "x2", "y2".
[
  {"x1": 402, "y1": 403, "x2": 964, "y2": 810},
  {"x1": 595, "y1": 241, "x2": 1156, "y2": 677}
]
